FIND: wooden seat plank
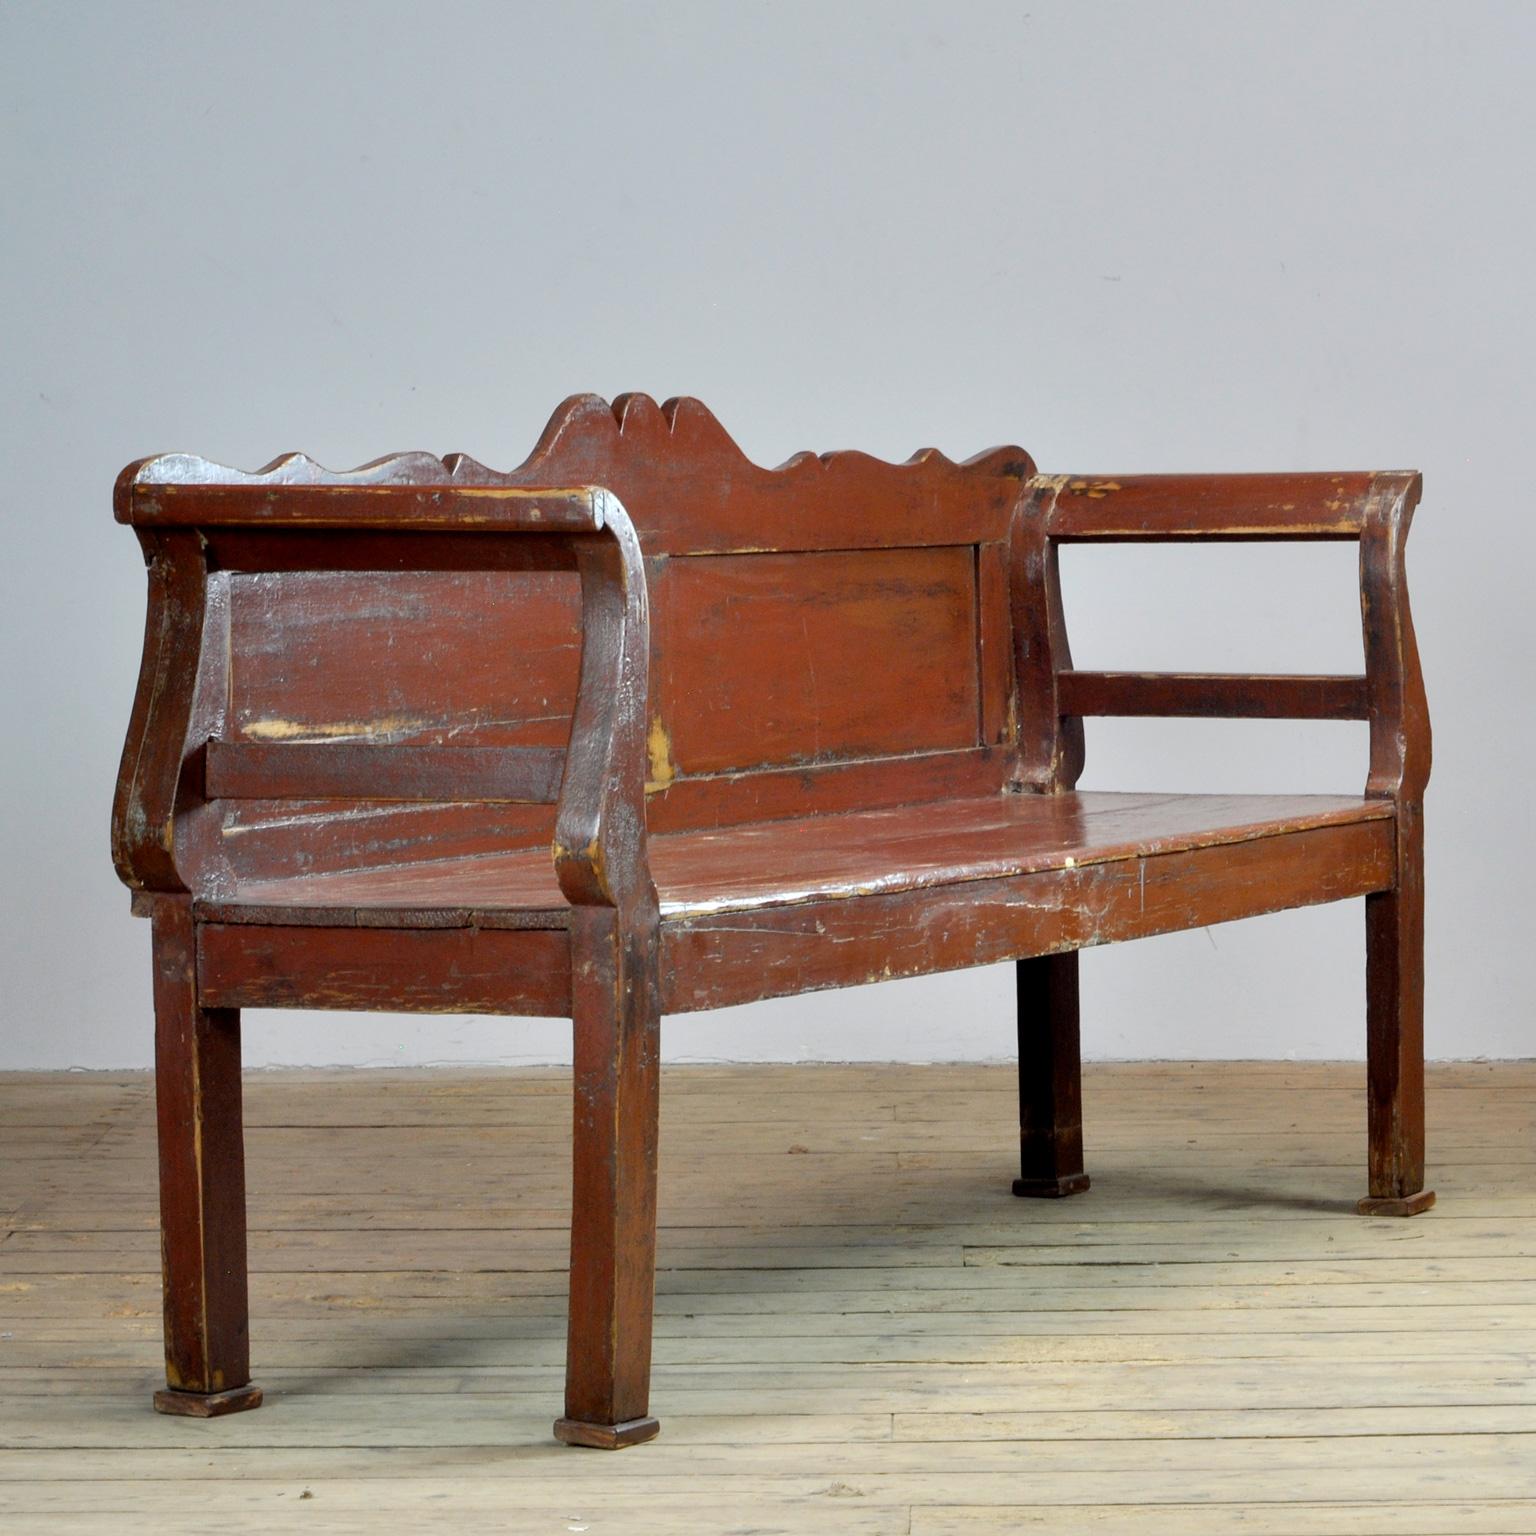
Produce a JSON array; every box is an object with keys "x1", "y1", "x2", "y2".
[{"x1": 193, "y1": 791, "x2": 1390, "y2": 929}]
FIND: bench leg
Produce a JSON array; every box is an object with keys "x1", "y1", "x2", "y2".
[
  {"x1": 555, "y1": 909, "x2": 662, "y2": 1449},
  {"x1": 149, "y1": 897, "x2": 261, "y2": 1416},
  {"x1": 1013, "y1": 952, "x2": 1090, "y2": 1198},
  {"x1": 1360, "y1": 813, "x2": 1435, "y2": 1217}
]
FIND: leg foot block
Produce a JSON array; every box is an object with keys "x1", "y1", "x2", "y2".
[
  {"x1": 153, "y1": 1384, "x2": 263, "y2": 1418},
  {"x1": 1357, "y1": 1189, "x2": 1435, "y2": 1217},
  {"x1": 1013, "y1": 1172, "x2": 1091, "y2": 1199},
  {"x1": 554, "y1": 1415, "x2": 660, "y2": 1449}
]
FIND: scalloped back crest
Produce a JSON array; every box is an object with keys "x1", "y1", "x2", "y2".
[
  {"x1": 506, "y1": 393, "x2": 1032, "y2": 555},
  {"x1": 124, "y1": 395, "x2": 1032, "y2": 548}
]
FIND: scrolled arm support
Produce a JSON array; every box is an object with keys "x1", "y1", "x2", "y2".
[
  {"x1": 1009, "y1": 478, "x2": 1085, "y2": 793},
  {"x1": 552, "y1": 491, "x2": 657, "y2": 915},
  {"x1": 111, "y1": 529, "x2": 219, "y2": 896},
  {"x1": 1360, "y1": 472, "x2": 1430, "y2": 806}
]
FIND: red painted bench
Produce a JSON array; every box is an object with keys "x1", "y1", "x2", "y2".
[{"x1": 112, "y1": 394, "x2": 1431, "y2": 1446}]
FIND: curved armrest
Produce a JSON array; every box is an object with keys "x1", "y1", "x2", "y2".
[
  {"x1": 116, "y1": 452, "x2": 601, "y2": 532},
  {"x1": 1015, "y1": 470, "x2": 1428, "y2": 805}
]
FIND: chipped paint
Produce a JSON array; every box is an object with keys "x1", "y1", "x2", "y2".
[
  {"x1": 242, "y1": 715, "x2": 426, "y2": 743},
  {"x1": 582, "y1": 836, "x2": 606, "y2": 887},
  {"x1": 645, "y1": 716, "x2": 676, "y2": 793}
]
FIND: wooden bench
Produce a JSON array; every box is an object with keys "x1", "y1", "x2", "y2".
[{"x1": 112, "y1": 393, "x2": 1432, "y2": 1447}]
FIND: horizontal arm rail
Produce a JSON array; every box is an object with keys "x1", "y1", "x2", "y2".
[
  {"x1": 117, "y1": 469, "x2": 603, "y2": 533},
  {"x1": 1040, "y1": 471, "x2": 1418, "y2": 541},
  {"x1": 1058, "y1": 671, "x2": 1370, "y2": 720}
]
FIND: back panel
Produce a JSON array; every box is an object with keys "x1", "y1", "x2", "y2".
[
  {"x1": 216, "y1": 395, "x2": 1033, "y2": 878},
  {"x1": 229, "y1": 569, "x2": 580, "y2": 749},
  {"x1": 648, "y1": 546, "x2": 981, "y2": 782}
]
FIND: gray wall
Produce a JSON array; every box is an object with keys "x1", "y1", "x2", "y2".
[{"x1": 2, "y1": 0, "x2": 1530, "y2": 1068}]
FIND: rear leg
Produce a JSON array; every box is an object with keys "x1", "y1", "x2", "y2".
[
  {"x1": 1013, "y1": 951, "x2": 1090, "y2": 1198},
  {"x1": 1359, "y1": 814, "x2": 1434, "y2": 1216}
]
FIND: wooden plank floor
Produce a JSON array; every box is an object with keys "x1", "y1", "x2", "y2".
[{"x1": 2, "y1": 1061, "x2": 1534, "y2": 1533}]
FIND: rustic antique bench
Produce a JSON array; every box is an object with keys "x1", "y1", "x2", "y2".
[{"x1": 112, "y1": 393, "x2": 1431, "y2": 1448}]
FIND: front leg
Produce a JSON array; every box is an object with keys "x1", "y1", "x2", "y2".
[
  {"x1": 555, "y1": 906, "x2": 663, "y2": 1448},
  {"x1": 149, "y1": 896, "x2": 261, "y2": 1415}
]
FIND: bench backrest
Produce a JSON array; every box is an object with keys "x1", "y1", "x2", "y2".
[{"x1": 127, "y1": 394, "x2": 1038, "y2": 883}]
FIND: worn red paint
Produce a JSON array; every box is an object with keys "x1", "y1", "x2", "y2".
[{"x1": 112, "y1": 396, "x2": 1432, "y2": 1445}]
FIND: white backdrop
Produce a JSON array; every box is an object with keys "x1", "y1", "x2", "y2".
[{"x1": 2, "y1": 1, "x2": 1530, "y2": 1068}]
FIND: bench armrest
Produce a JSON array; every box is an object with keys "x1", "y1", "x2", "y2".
[
  {"x1": 111, "y1": 454, "x2": 654, "y2": 915},
  {"x1": 116, "y1": 452, "x2": 603, "y2": 532},
  {"x1": 1038, "y1": 470, "x2": 1413, "y2": 542},
  {"x1": 1016, "y1": 470, "x2": 1429, "y2": 805}
]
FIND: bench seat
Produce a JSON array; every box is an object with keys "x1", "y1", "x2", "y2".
[
  {"x1": 196, "y1": 791, "x2": 1393, "y2": 928},
  {"x1": 191, "y1": 792, "x2": 1397, "y2": 1023}
]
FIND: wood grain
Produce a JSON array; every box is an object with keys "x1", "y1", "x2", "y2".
[
  {"x1": 661, "y1": 819, "x2": 1393, "y2": 1014},
  {"x1": 205, "y1": 742, "x2": 566, "y2": 803},
  {"x1": 197, "y1": 924, "x2": 573, "y2": 1015},
  {"x1": 192, "y1": 792, "x2": 1393, "y2": 930},
  {"x1": 226, "y1": 568, "x2": 581, "y2": 750},
  {"x1": 3, "y1": 1063, "x2": 1527, "y2": 1533},
  {"x1": 1041, "y1": 471, "x2": 1386, "y2": 541},
  {"x1": 649, "y1": 546, "x2": 984, "y2": 777}
]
